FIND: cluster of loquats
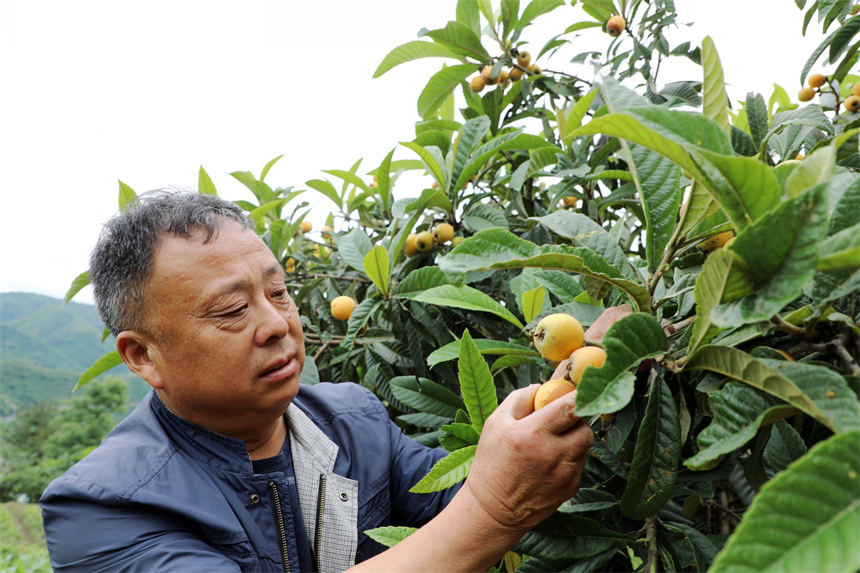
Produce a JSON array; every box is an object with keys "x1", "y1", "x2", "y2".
[
  {"x1": 403, "y1": 222, "x2": 459, "y2": 256},
  {"x1": 469, "y1": 50, "x2": 541, "y2": 93},
  {"x1": 531, "y1": 313, "x2": 607, "y2": 410},
  {"x1": 798, "y1": 73, "x2": 860, "y2": 112}
]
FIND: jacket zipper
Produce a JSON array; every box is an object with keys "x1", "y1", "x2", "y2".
[
  {"x1": 267, "y1": 481, "x2": 291, "y2": 573},
  {"x1": 315, "y1": 475, "x2": 327, "y2": 573}
]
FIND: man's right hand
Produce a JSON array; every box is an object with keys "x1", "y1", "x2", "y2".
[{"x1": 463, "y1": 384, "x2": 594, "y2": 532}]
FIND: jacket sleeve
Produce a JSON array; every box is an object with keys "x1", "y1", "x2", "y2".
[
  {"x1": 41, "y1": 493, "x2": 243, "y2": 573},
  {"x1": 385, "y1": 417, "x2": 463, "y2": 527}
]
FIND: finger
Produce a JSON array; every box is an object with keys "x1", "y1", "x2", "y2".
[
  {"x1": 550, "y1": 358, "x2": 569, "y2": 381},
  {"x1": 496, "y1": 384, "x2": 540, "y2": 420},
  {"x1": 531, "y1": 390, "x2": 583, "y2": 434},
  {"x1": 584, "y1": 303, "x2": 632, "y2": 341}
]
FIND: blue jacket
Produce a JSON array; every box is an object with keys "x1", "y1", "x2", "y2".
[{"x1": 40, "y1": 382, "x2": 459, "y2": 572}]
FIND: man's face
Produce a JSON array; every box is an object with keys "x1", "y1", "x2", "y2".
[{"x1": 139, "y1": 221, "x2": 305, "y2": 435}]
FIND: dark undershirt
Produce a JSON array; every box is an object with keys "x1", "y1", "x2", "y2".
[{"x1": 252, "y1": 432, "x2": 314, "y2": 572}]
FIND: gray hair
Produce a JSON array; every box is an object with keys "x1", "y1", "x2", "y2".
[{"x1": 90, "y1": 189, "x2": 254, "y2": 336}]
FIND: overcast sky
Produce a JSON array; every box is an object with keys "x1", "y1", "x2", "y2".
[{"x1": 0, "y1": 1, "x2": 828, "y2": 306}]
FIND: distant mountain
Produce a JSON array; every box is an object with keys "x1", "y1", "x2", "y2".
[{"x1": 0, "y1": 292, "x2": 149, "y2": 415}]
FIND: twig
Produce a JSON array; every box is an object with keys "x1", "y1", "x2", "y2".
[
  {"x1": 833, "y1": 334, "x2": 860, "y2": 376},
  {"x1": 645, "y1": 517, "x2": 659, "y2": 573},
  {"x1": 770, "y1": 314, "x2": 808, "y2": 336},
  {"x1": 312, "y1": 342, "x2": 330, "y2": 362},
  {"x1": 664, "y1": 315, "x2": 695, "y2": 336}
]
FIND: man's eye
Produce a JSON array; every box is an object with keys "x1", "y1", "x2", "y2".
[{"x1": 220, "y1": 305, "x2": 247, "y2": 318}]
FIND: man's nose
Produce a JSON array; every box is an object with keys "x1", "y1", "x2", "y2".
[{"x1": 255, "y1": 300, "x2": 290, "y2": 345}]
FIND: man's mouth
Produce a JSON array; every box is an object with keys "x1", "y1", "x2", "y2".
[{"x1": 259, "y1": 355, "x2": 299, "y2": 381}]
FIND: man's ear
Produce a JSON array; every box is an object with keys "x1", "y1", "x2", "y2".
[{"x1": 116, "y1": 331, "x2": 164, "y2": 390}]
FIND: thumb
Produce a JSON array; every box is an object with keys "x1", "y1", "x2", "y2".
[{"x1": 496, "y1": 384, "x2": 539, "y2": 420}]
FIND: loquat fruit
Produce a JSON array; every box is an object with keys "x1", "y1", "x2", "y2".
[
  {"x1": 698, "y1": 230, "x2": 734, "y2": 252},
  {"x1": 404, "y1": 233, "x2": 419, "y2": 257},
  {"x1": 564, "y1": 346, "x2": 607, "y2": 384},
  {"x1": 533, "y1": 313, "x2": 584, "y2": 362},
  {"x1": 808, "y1": 73, "x2": 827, "y2": 88},
  {"x1": 433, "y1": 222, "x2": 455, "y2": 243},
  {"x1": 415, "y1": 230, "x2": 435, "y2": 252},
  {"x1": 798, "y1": 87, "x2": 816, "y2": 102},
  {"x1": 533, "y1": 378, "x2": 577, "y2": 410},
  {"x1": 606, "y1": 14, "x2": 626, "y2": 37},
  {"x1": 528, "y1": 64, "x2": 542, "y2": 76},
  {"x1": 470, "y1": 75, "x2": 486, "y2": 93},
  {"x1": 509, "y1": 67, "x2": 523, "y2": 81},
  {"x1": 516, "y1": 51, "x2": 531, "y2": 68},
  {"x1": 331, "y1": 295, "x2": 357, "y2": 321},
  {"x1": 321, "y1": 225, "x2": 333, "y2": 239},
  {"x1": 300, "y1": 220, "x2": 312, "y2": 233},
  {"x1": 451, "y1": 236, "x2": 464, "y2": 247},
  {"x1": 845, "y1": 95, "x2": 860, "y2": 112}
]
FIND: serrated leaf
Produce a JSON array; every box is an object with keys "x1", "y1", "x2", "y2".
[
  {"x1": 785, "y1": 144, "x2": 836, "y2": 198},
  {"x1": 514, "y1": 0, "x2": 564, "y2": 33},
  {"x1": 198, "y1": 166, "x2": 217, "y2": 195},
  {"x1": 422, "y1": 20, "x2": 490, "y2": 61},
  {"x1": 409, "y1": 444, "x2": 476, "y2": 493},
  {"x1": 118, "y1": 181, "x2": 137, "y2": 212},
  {"x1": 63, "y1": 271, "x2": 90, "y2": 306},
  {"x1": 521, "y1": 285, "x2": 546, "y2": 323},
  {"x1": 621, "y1": 376, "x2": 681, "y2": 519},
  {"x1": 712, "y1": 185, "x2": 829, "y2": 327},
  {"x1": 393, "y1": 266, "x2": 450, "y2": 297},
  {"x1": 408, "y1": 284, "x2": 525, "y2": 329},
  {"x1": 627, "y1": 144, "x2": 682, "y2": 273},
  {"x1": 438, "y1": 229, "x2": 651, "y2": 311},
  {"x1": 513, "y1": 513, "x2": 627, "y2": 562},
  {"x1": 418, "y1": 64, "x2": 476, "y2": 118},
  {"x1": 400, "y1": 141, "x2": 447, "y2": 188},
  {"x1": 338, "y1": 299, "x2": 379, "y2": 351},
  {"x1": 457, "y1": 329, "x2": 498, "y2": 432},
  {"x1": 334, "y1": 227, "x2": 373, "y2": 273},
  {"x1": 363, "y1": 526, "x2": 418, "y2": 548},
  {"x1": 683, "y1": 381, "x2": 799, "y2": 470},
  {"x1": 685, "y1": 346, "x2": 843, "y2": 433},
  {"x1": 702, "y1": 36, "x2": 731, "y2": 136},
  {"x1": 373, "y1": 41, "x2": 461, "y2": 78},
  {"x1": 558, "y1": 488, "x2": 619, "y2": 513},
  {"x1": 530, "y1": 211, "x2": 639, "y2": 280},
  {"x1": 746, "y1": 92, "x2": 769, "y2": 151},
  {"x1": 450, "y1": 116, "x2": 491, "y2": 193},
  {"x1": 362, "y1": 246, "x2": 390, "y2": 296},
  {"x1": 389, "y1": 377, "x2": 465, "y2": 418},
  {"x1": 427, "y1": 338, "x2": 538, "y2": 368},
  {"x1": 75, "y1": 351, "x2": 124, "y2": 391},
  {"x1": 576, "y1": 313, "x2": 668, "y2": 416},
  {"x1": 710, "y1": 431, "x2": 860, "y2": 573}
]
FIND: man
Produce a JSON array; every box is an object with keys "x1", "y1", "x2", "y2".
[{"x1": 41, "y1": 190, "x2": 595, "y2": 572}]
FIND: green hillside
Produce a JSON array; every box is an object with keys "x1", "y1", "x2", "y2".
[{"x1": 0, "y1": 292, "x2": 149, "y2": 415}]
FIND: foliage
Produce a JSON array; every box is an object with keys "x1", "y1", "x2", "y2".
[
  {"x1": 0, "y1": 503, "x2": 50, "y2": 573},
  {"x1": 68, "y1": 0, "x2": 859, "y2": 571},
  {"x1": 0, "y1": 378, "x2": 128, "y2": 503}
]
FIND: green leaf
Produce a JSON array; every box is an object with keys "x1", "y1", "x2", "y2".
[
  {"x1": 689, "y1": 249, "x2": 755, "y2": 354},
  {"x1": 373, "y1": 41, "x2": 461, "y2": 78},
  {"x1": 521, "y1": 286, "x2": 546, "y2": 324},
  {"x1": 450, "y1": 116, "x2": 491, "y2": 194},
  {"x1": 627, "y1": 144, "x2": 682, "y2": 273},
  {"x1": 684, "y1": 382, "x2": 799, "y2": 470},
  {"x1": 785, "y1": 144, "x2": 836, "y2": 198},
  {"x1": 419, "y1": 64, "x2": 477, "y2": 118},
  {"x1": 712, "y1": 185, "x2": 830, "y2": 327},
  {"x1": 393, "y1": 266, "x2": 450, "y2": 298},
  {"x1": 576, "y1": 313, "x2": 668, "y2": 416},
  {"x1": 702, "y1": 36, "x2": 731, "y2": 136},
  {"x1": 400, "y1": 141, "x2": 447, "y2": 188},
  {"x1": 764, "y1": 419, "x2": 808, "y2": 473},
  {"x1": 118, "y1": 181, "x2": 137, "y2": 212},
  {"x1": 453, "y1": 132, "x2": 550, "y2": 191},
  {"x1": 422, "y1": 21, "x2": 490, "y2": 61},
  {"x1": 198, "y1": 166, "x2": 217, "y2": 195},
  {"x1": 259, "y1": 154, "x2": 283, "y2": 182},
  {"x1": 457, "y1": 329, "x2": 498, "y2": 432},
  {"x1": 745, "y1": 92, "x2": 769, "y2": 151},
  {"x1": 410, "y1": 444, "x2": 477, "y2": 493},
  {"x1": 427, "y1": 338, "x2": 538, "y2": 368},
  {"x1": 513, "y1": 513, "x2": 628, "y2": 562},
  {"x1": 63, "y1": 271, "x2": 90, "y2": 306},
  {"x1": 621, "y1": 376, "x2": 681, "y2": 519},
  {"x1": 514, "y1": 0, "x2": 564, "y2": 33},
  {"x1": 305, "y1": 178, "x2": 342, "y2": 209},
  {"x1": 374, "y1": 149, "x2": 395, "y2": 214},
  {"x1": 363, "y1": 526, "x2": 417, "y2": 548},
  {"x1": 407, "y1": 284, "x2": 525, "y2": 329},
  {"x1": 389, "y1": 377, "x2": 465, "y2": 418},
  {"x1": 75, "y1": 351, "x2": 124, "y2": 391},
  {"x1": 438, "y1": 229, "x2": 651, "y2": 311},
  {"x1": 685, "y1": 346, "x2": 842, "y2": 433},
  {"x1": 530, "y1": 211, "x2": 639, "y2": 280},
  {"x1": 334, "y1": 228, "x2": 373, "y2": 273},
  {"x1": 299, "y1": 355, "x2": 319, "y2": 386},
  {"x1": 710, "y1": 431, "x2": 860, "y2": 573},
  {"x1": 362, "y1": 246, "x2": 390, "y2": 296},
  {"x1": 338, "y1": 299, "x2": 379, "y2": 351}
]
